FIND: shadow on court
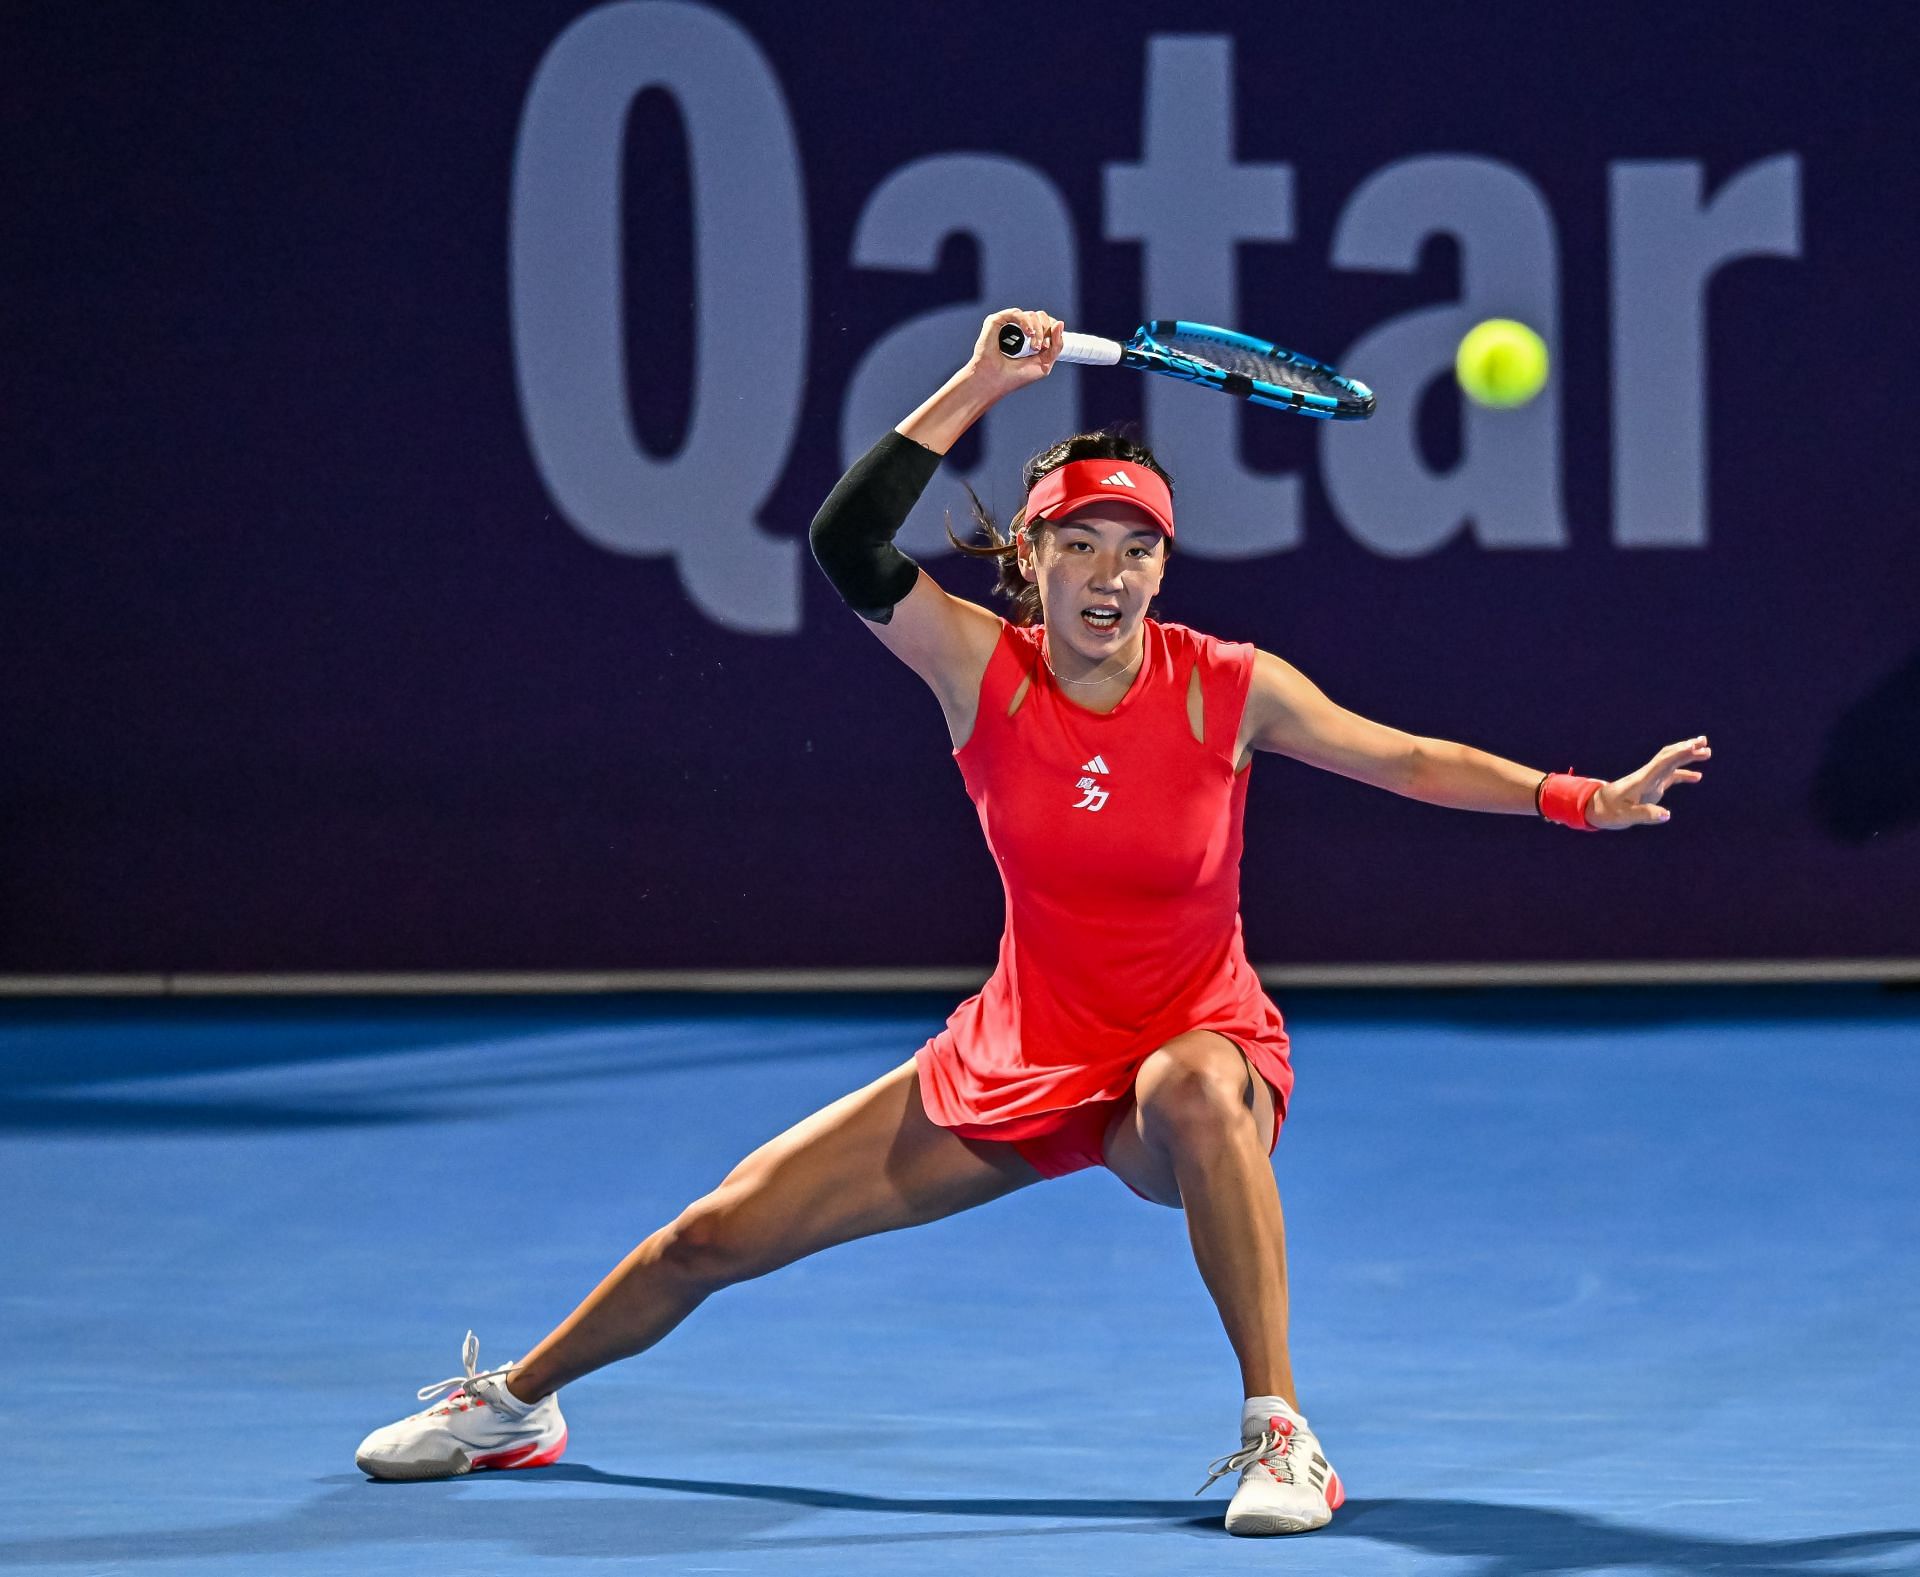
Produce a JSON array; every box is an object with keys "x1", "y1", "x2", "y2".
[
  {"x1": 0, "y1": 1472, "x2": 1914, "y2": 1574},
  {"x1": 0, "y1": 1093, "x2": 439, "y2": 1133},
  {"x1": 0, "y1": 993, "x2": 954, "y2": 1089},
  {"x1": 1294, "y1": 983, "x2": 1919, "y2": 1032},
  {"x1": 0, "y1": 1006, "x2": 920, "y2": 1135},
  {"x1": 6, "y1": 986, "x2": 1914, "y2": 1138}
]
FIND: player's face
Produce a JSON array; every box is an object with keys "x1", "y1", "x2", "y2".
[{"x1": 1021, "y1": 505, "x2": 1168, "y2": 664}]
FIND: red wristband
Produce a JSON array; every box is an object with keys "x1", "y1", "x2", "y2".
[{"x1": 1539, "y1": 771, "x2": 1604, "y2": 831}]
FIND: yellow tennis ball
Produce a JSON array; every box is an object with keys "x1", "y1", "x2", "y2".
[{"x1": 1455, "y1": 319, "x2": 1549, "y2": 408}]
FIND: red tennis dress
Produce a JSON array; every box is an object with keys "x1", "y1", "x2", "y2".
[{"x1": 916, "y1": 617, "x2": 1293, "y2": 1156}]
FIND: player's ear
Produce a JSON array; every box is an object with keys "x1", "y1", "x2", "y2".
[{"x1": 1015, "y1": 526, "x2": 1038, "y2": 583}]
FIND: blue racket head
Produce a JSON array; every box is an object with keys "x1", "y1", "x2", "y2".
[{"x1": 1127, "y1": 321, "x2": 1375, "y2": 420}]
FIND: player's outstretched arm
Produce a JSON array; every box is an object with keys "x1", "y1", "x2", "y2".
[
  {"x1": 809, "y1": 308, "x2": 1061, "y2": 740},
  {"x1": 1239, "y1": 649, "x2": 1710, "y2": 830}
]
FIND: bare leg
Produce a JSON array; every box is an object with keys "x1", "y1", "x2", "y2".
[
  {"x1": 507, "y1": 1057, "x2": 1038, "y2": 1403},
  {"x1": 1101, "y1": 1032, "x2": 1295, "y2": 1404}
]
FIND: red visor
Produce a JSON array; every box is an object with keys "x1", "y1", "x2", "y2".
[{"x1": 1024, "y1": 458, "x2": 1175, "y2": 539}]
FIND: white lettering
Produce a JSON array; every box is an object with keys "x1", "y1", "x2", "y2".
[
  {"x1": 506, "y1": 12, "x2": 1808, "y2": 629},
  {"x1": 842, "y1": 156, "x2": 1079, "y2": 556},
  {"x1": 1610, "y1": 155, "x2": 1802, "y2": 547},
  {"x1": 1324, "y1": 156, "x2": 1566, "y2": 559},
  {"x1": 509, "y1": 0, "x2": 807, "y2": 633},
  {"x1": 1105, "y1": 36, "x2": 1300, "y2": 557}
]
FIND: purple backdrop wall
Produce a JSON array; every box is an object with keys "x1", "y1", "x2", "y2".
[{"x1": 5, "y1": 1, "x2": 1917, "y2": 973}]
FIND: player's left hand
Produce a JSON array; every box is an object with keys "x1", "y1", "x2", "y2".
[{"x1": 1588, "y1": 735, "x2": 1711, "y2": 830}]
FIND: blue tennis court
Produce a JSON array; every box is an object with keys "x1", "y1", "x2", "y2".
[{"x1": 4, "y1": 987, "x2": 1916, "y2": 1575}]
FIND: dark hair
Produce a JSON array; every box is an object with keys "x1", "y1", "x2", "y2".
[{"x1": 944, "y1": 429, "x2": 1174, "y2": 626}]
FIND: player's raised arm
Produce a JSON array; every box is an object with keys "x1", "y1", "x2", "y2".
[
  {"x1": 808, "y1": 309, "x2": 1062, "y2": 721},
  {"x1": 1239, "y1": 649, "x2": 1710, "y2": 831}
]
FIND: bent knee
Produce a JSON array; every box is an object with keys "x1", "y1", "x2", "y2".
[
  {"x1": 658, "y1": 1193, "x2": 766, "y2": 1288},
  {"x1": 1135, "y1": 1041, "x2": 1255, "y2": 1144}
]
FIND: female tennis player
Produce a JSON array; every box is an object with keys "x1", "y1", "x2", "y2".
[{"x1": 355, "y1": 307, "x2": 1710, "y2": 1536}]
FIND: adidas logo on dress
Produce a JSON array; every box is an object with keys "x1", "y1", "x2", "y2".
[
  {"x1": 1099, "y1": 471, "x2": 1137, "y2": 488},
  {"x1": 1072, "y1": 756, "x2": 1111, "y2": 812}
]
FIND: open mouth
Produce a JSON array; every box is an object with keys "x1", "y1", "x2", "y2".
[{"x1": 1081, "y1": 606, "x2": 1122, "y2": 633}]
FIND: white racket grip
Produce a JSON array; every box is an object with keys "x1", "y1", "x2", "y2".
[{"x1": 996, "y1": 324, "x2": 1123, "y2": 366}]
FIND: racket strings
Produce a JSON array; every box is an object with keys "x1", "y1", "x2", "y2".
[{"x1": 1152, "y1": 332, "x2": 1338, "y2": 396}]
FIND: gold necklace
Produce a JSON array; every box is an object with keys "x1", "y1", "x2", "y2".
[{"x1": 1042, "y1": 632, "x2": 1143, "y2": 688}]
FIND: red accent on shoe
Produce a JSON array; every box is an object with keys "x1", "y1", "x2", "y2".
[
  {"x1": 472, "y1": 1427, "x2": 568, "y2": 1471},
  {"x1": 1258, "y1": 1417, "x2": 1298, "y2": 1477},
  {"x1": 1325, "y1": 1469, "x2": 1345, "y2": 1510}
]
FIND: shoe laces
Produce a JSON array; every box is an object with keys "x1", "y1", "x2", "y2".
[
  {"x1": 415, "y1": 1331, "x2": 521, "y2": 1415},
  {"x1": 1196, "y1": 1413, "x2": 1297, "y2": 1495}
]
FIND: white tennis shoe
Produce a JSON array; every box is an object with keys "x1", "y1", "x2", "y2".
[
  {"x1": 1197, "y1": 1395, "x2": 1344, "y2": 1535},
  {"x1": 355, "y1": 1331, "x2": 567, "y2": 1481}
]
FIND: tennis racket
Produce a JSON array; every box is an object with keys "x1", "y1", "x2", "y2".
[{"x1": 998, "y1": 319, "x2": 1374, "y2": 421}]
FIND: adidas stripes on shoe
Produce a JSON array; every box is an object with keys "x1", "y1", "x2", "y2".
[{"x1": 1197, "y1": 1395, "x2": 1344, "y2": 1536}]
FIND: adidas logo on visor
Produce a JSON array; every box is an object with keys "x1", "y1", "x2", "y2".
[{"x1": 1100, "y1": 471, "x2": 1137, "y2": 488}]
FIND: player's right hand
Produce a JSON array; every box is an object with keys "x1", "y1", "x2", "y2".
[{"x1": 965, "y1": 307, "x2": 1065, "y2": 394}]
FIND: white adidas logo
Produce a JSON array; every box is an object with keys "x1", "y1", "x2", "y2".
[
  {"x1": 1072, "y1": 757, "x2": 1111, "y2": 812},
  {"x1": 1099, "y1": 471, "x2": 1136, "y2": 488}
]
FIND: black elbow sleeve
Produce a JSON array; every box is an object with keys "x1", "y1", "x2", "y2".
[{"x1": 808, "y1": 430, "x2": 941, "y2": 623}]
